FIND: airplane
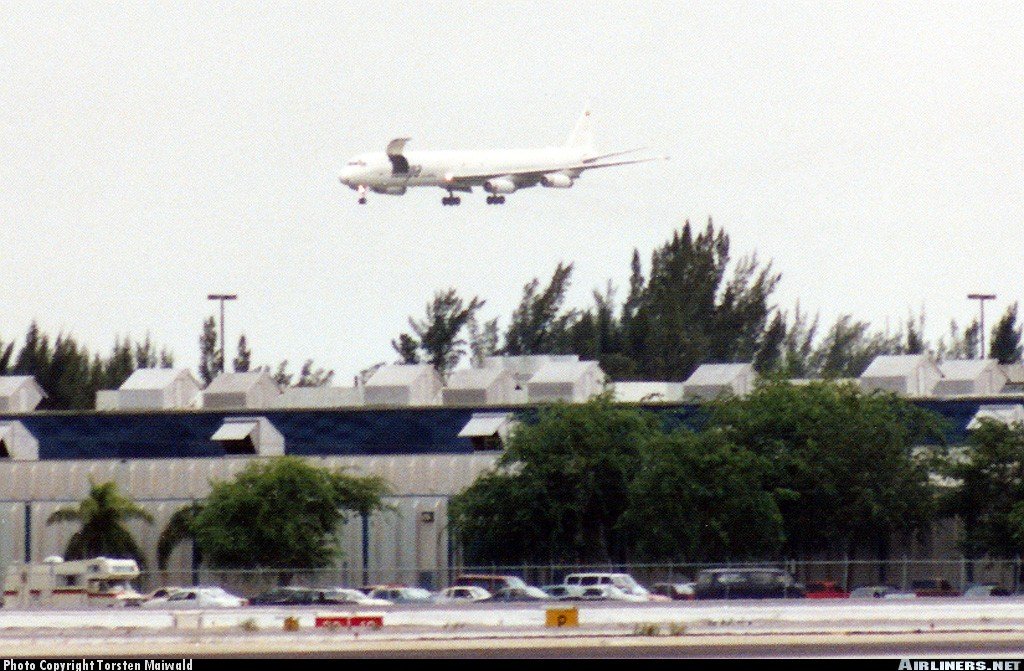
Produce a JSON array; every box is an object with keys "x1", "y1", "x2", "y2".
[{"x1": 338, "y1": 110, "x2": 667, "y2": 206}]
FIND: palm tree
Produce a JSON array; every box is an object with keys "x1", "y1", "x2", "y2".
[
  {"x1": 46, "y1": 480, "x2": 154, "y2": 566},
  {"x1": 157, "y1": 502, "x2": 204, "y2": 570}
]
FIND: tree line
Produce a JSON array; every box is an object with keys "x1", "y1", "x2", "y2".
[
  {"x1": 393, "y1": 219, "x2": 1024, "y2": 381},
  {"x1": 449, "y1": 382, "x2": 944, "y2": 566},
  {"x1": 450, "y1": 381, "x2": 1024, "y2": 574},
  {"x1": 0, "y1": 317, "x2": 335, "y2": 411},
  {"x1": 0, "y1": 322, "x2": 173, "y2": 410}
]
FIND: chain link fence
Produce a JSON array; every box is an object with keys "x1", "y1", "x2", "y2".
[{"x1": 135, "y1": 558, "x2": 1024, "y2": 597}]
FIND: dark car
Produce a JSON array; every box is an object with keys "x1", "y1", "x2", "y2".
[
  {"x1": 249, "y1": 587, "x2": 319, "y2": 606},
  {"x1": 962, "y1": 584, "x2": 1012, "y2": 598},
  {"x1": 911, "y1": 579, "x2": 959, "y2": 597},
  {"x1": 487, "y1": 586, "x2": 551, "y2": 602},
  {"x1": 651, "y1": 582, "x2": 696, "y2": 600},
  {"x1": 693, "y1": 568, "x2": 805, "y2": 599}
]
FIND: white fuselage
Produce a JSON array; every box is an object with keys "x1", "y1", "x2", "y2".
[{"x1": 339, "y1": 147, "x2": 589, "y2": 193}]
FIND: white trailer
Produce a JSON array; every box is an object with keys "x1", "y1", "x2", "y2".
[{"x1": 3, "y1": 556, "x2": 142, "y2": 608}]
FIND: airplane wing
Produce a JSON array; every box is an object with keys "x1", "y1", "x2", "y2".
[{"x1": 443, "y1": 154, "x2": 668, "y2": 186}]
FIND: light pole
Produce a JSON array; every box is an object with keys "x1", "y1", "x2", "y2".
[
  {"x1": 967, "y1": 293, "x2": 995, "y2": 359},
  {"x1": 207, "y1": 294, "x2": 237, "y2": 374}
]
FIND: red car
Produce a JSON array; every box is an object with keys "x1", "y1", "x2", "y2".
[{"x1": 805, "y1": 580, "x2": 850, "y2": 598}]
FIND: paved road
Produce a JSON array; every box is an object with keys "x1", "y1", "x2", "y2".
[{"x1": 5, "y1": 630, "x2": 1024, "y2": 658}]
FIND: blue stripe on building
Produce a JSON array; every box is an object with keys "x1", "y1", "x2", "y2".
[{"x1": 0, "y1": 398, "x2": 1012, "y2": 460}]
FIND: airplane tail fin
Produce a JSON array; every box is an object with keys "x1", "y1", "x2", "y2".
[{"x1": 565, "y1": 109, "x2": 595, "y2": 151}]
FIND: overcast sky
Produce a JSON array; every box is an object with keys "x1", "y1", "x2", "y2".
[{"x1": 1, "y1": 2, "x2": 1022, "y2": 382}]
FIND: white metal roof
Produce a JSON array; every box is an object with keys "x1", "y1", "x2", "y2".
[
  {"x1": 458, "y1": 412, "x2": 515, "y2": 438},
  {"x1": 119, "y1": 368, "x2": 196, "y2": 391},
  {"x1": 968, "y1": 404, "x2": 1024, "y2": 429},
  {"x1": 445, "y1": 367, "x2": 507, "y2": 389},
  {"x1": 1002, "y1": 363, "x2": 1024, "y2": 384},
  {"x1": 365, "y1": 364, "x2": 436, "y2": 387},
  {"x1": 684, "y1": 363, "x2": 753, "y2": 386},
  {"x1": 0, "y1": 423, "x2": 15, "y2": 441},
  {"x1": 529, "y1": 360, "x2": 603, "y2": 384},
  {"x1": 0, "y1": 376, "x2": 42, "y2": 397},
  {"x1": 210, "y1": 421, "x2": 259, "y2": 442},
  {"x1": 938, "y1": 359, "x2": 1002, "y2": 382},
  {"x1": 613, "y1": 382, "x2": 684, "y2": 402},
  {"x1": 860, "y1": 354, "x2": 939, "y2": 378},
  {"x1": 205, "y1": 372, "x2": 275, "y2": 394}
]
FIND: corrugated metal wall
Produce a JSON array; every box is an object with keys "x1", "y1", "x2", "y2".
[{"x1": 0, "y1": 454, "x2": 497, "y2": 579}]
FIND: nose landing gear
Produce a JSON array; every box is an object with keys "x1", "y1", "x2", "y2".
[{"x1": 357, "y1": 185, "x2": 367, "y2": 205}]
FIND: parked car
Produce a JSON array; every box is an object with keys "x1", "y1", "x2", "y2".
[
  {"x1": 365, "y1": 586, "x2": 433, "y2": 604},
  {"x1": 849, "y1": 585, "x2": 917, "y2": 599},
  {"x1": 319, "y1": 588, "x2": 392, "y2": 606},
  {"x1": 249, "y1": 587, "x2": 320, "y2": 606},
  {"x1": 434, "y1": 586, "x2": 492, "y2": 603},
  {"x1": 651, "y1": 582, "x2": 696, "y2": 600},
  {"x1": 487, "y1": 586, "x2": 552, "y2": 602},
  {"x1": 962, "y1": 584, "x2": 1012, "y2": 598},
  {"x1": 911, "y1": 579, "x2": 959, "y2": 597},
  {"x1": 123, "y1": 586, "x2": 185, "y2": 608},
  {"x1": 540, "y1": 584, "x2": 583, "y2": 600},
  {"x1": 693, "y1": 568, "x2": 805, "y2": 599},
  {"x1": 143, "y1": 586, "x2": 246, "y2": 609},
  {"x1": 574, "y1": 585, "x2": 648, "y2": 603},
  {"x1": 563, "y1": 573, "x2": 664, "y2": 601},
  {"x1": 452, "y1": 574, "x2": 529, "y2": 593},
  {"x1": 804, "y1": 581, "x2": 850, "y2": 599}
]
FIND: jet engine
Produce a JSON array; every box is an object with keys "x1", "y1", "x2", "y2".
[
  {"x1": 370, "y1": 185, "x2": 407, "y2": 195},
  {"x1": 484, "y1": 177, "x2": 517, "y2": 194},
  {"x1": 540, "y1": 172, "x2": 573, "y2": 188}
]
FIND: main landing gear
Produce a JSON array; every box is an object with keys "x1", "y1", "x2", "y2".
[
  {"x1": 442, "y1": 191, "x2": 461, "y2": 206},
  {"x1": 485, "y1": 195, "x2": 506, "y2": 205}
]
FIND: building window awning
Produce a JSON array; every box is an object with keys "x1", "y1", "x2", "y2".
[
  {"x1": 458, "y1": 413, "x2": 514, "y2": 438},
  {"x1": 211, "y1": 421, "x2": 259, "y2": 442}
]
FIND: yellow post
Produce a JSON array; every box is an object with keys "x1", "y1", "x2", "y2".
[{"x1": 545, "y1": 607, "x2": 579, "y2": 628}]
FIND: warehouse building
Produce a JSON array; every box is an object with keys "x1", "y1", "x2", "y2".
[{"x1": 3, "y1": 351, "x2": 1024, "y2": 589}]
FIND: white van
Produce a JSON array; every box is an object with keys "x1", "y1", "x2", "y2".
[
  {"x1": 3, "y1": 556, "x2": 142, "y2": 608},
  {"x1": 562, "y1": 573, "x2": 657, "y2": 601}
]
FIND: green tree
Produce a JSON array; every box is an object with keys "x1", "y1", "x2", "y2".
[
  {"x1": 156, "y1": 502, "x2": 204, "y2": 570},
  {"x1": 631, "y1": 220, "x2": 780, "y2": 380},
  {"x1": 188, "y1": 457, "x2": 389, "y2": 584},
  {"x1": 198, "y1": 316, "x2": 220, "y2": 384},
  {"x1": 990, "y1": 303, "x2": 1022, "y2": 364},
  {"x1": 295, "y1": 359, "x2": 334, "y2": 387},
  {"x1": 233, "y1": 334, "x2": 252, "y2": 372},
  {"x1": 467, "y1": 316, "x2": 499, "y2": 368},
  {"x1": 710, "y1": 380, "x2": 942, "y2": 566},
  {"x1": 392, "y1": 288, "x2": 485, "y2": 378},
  {"x1": 809, "y1": 315, "x2": 903, "y2": 378},
  {"x1": 620, "y1": 428, "x2": 784, "y2": 562},
  {"x1": 502, "y1": 262, "x2": 576, "y2": 355},
  {"x1": 450, "y1": 395, "x2": 660, "y2": 564},
  {"x1": 753, "y1": 312, "x2": 786, "y2": 374},
  {"x1": 938, "y1": 419, "x2": 1024, "y2": 579},
  {"x1": 45, "y1": 481, "x2": 154, "y2": 566}
]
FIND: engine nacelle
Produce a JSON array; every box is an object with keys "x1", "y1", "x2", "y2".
[
  {"x1": 540, "y1": 172, "x2": 573, "y2": 188},
  {"x1": 370, "y1": 185, "x2": 407, "y2": 196},
  {"x1": 484, "y1": 177, "x2": 517, "y2": 194}
]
